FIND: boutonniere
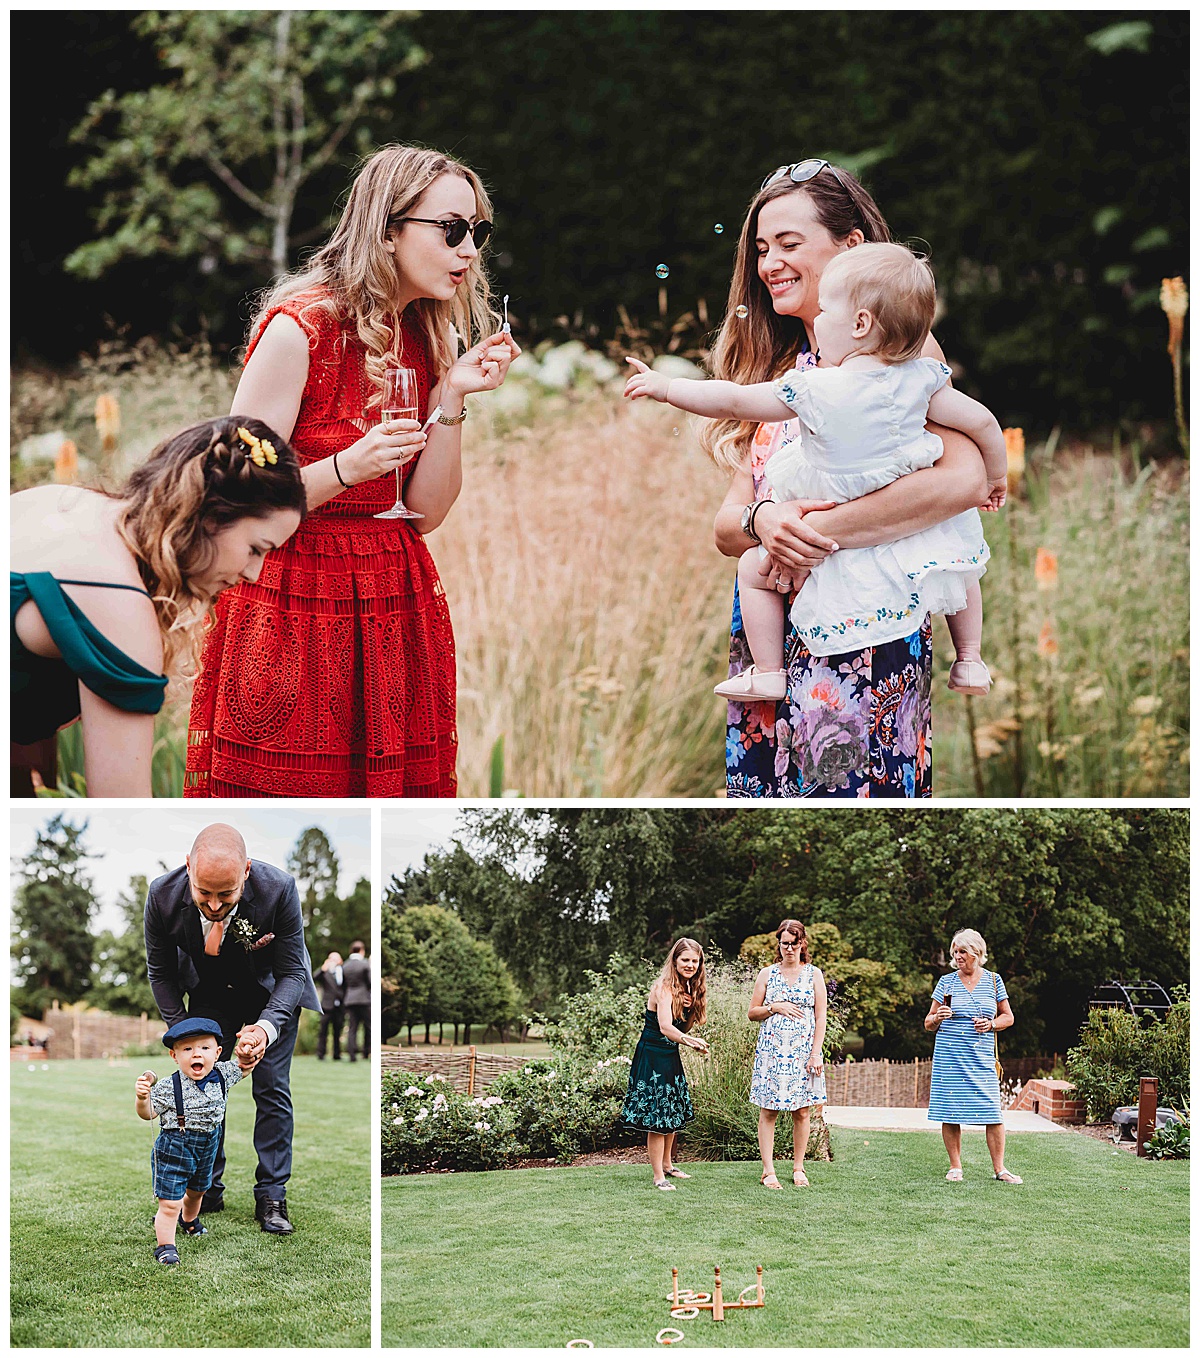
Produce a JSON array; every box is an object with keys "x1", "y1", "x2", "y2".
[{"x1": 230, "y1": 918, "x2": 275, "y2": 953}]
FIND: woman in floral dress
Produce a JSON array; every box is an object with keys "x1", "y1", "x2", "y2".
[
  {"x1": 621, "y1": 938, "x2": 710, "y2": 1191},
  {"x1": 748, "y1": 919, "x2": 827, "y2": 1188},
  {"x1": 704, "y1": 161, "x2": 991, "y2": 796}
]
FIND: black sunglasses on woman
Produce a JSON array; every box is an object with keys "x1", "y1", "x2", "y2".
[{"x1": 388, "y1": 216, "x2": 493, "y2": 249}]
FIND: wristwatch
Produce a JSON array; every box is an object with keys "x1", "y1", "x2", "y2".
[{"x1": 740, "y1": 503, "x2": 756, "y2": 541}]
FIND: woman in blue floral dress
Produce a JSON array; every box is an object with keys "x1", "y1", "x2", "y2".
[
  {"x1": 705, "y1": 162, "x2": 991, "y2": 796},
  {"x1": 749, "y1": 920, "x2": 827, "y2": 1188},
  {"x1": 621, "y1": 938, "x2": 710, "y2": 1191}
]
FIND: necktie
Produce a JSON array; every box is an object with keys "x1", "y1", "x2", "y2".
[{"x1": 205, "y1": 920, "x2": 225, "y2": 956}]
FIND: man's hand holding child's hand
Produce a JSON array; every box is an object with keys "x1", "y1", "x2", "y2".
[{"x1": 234, "y1": 1024, "x2": 267, "y2": 1070}]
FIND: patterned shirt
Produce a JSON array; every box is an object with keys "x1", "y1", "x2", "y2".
[{"x1": 148, "y1": 1060, "x2": 245, "y2": 1131}]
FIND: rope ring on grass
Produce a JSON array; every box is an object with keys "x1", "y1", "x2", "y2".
[
  {"x1": 670, "y1": 1308, "x2": 700, "y2": 1321},
  {"x1": 664, "y1": 1290, "x2": 704, "y2": 1303},
  {"x1": 738, "y1": 1284, "x2": 761, "y2": 1304},
  {"x1": 565, "y1": 1342, "x2": 594, "y2": 1349},
  {"x1": 656, "y1": 1328, "x2": 685, "y2": 1345}
]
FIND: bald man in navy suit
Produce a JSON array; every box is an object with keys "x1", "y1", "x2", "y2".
[{"x1": 145, "y1": 823, "x2": 322, "y2": 1235}]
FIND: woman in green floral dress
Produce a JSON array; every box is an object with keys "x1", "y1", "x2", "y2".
[{"x1": 621, "y1": 939, "x2": 710, "y2": 1191}]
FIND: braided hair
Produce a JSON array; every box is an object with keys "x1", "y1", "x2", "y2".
[{"x1": 115, "y1": 415, "x2": 306, "y2": 675}]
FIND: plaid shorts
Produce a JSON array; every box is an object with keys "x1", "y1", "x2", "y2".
[{"x1": 151, "y1": 1126, "x2": 221, "y2": 1200}]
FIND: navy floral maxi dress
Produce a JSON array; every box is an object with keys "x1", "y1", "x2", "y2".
[{"x1": 725, "y1": 350, "x2": 933, "y2": 798}]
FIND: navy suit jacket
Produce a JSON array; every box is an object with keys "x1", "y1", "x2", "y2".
[{"x1": 145, "y1": 861, "x2": 322, "y2": 1031}]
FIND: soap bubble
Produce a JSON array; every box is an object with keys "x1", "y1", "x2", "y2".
[
  {"x1": 672, "y1": 428, "x2": 679, "y2": 436},
  {"x1": 735, "y1": 304, "x2": 749, "y2": 319},
  {"x1": 655, "y1": 264, "x2": 670, "y2": 280},
  {"x1": 714, "y1": 223, "x2": 724, "y2": 235}
]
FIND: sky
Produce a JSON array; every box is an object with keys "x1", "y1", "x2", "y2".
[
  {"x1": 10, "y1": 807, "x2": 371, "y2": 936},
  {"x1": 380, "y1": 806, "x2": 466, "y2": 884}
]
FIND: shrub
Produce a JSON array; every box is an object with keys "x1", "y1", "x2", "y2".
[
  {"x1": 537, "y1": 953, "x2": 652, "y2": 1060},
  {"x1": 1144, "y1": 1117, "x2": 1189, "y2": 1161},
  {"x1": 1066, "y1": 992, "x2": 1190, "y2": 1120},
  {"x1": 382, "y1": 1070, "x2": 525, "y2": 1174},
  {"x1": 489, "y1": 1056, "x2": 636, "y2": 1162}
]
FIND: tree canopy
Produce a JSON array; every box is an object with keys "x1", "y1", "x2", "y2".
[
  {"x1": 395, "y1": 808, "x2": 1188, "y2": 1057},
  {"x1": 16, "y1": 10, "x2": 1189, "y2": 433}
]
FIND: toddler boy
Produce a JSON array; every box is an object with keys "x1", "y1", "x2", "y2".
[{"x1": 135, "y1": 1017, "x2": 250, "y2": 1265}]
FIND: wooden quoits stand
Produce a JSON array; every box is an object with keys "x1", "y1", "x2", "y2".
[{"x1": 667, "y1": 1266, "x2": 764, "y2": 1323}]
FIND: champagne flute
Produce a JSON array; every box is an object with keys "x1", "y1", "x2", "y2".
[{"x1": 374, "y1": 366, "x2": 424, "y2": 520}]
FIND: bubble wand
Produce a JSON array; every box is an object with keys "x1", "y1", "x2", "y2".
[{"x1": 502, "y1": 294, "x2": 511, "y2": 334}]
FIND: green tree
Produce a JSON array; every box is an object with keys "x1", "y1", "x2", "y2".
[
  {"x1": 65, "y1": 10, "x2": 426, "y2": 279},
  {"x1": 319, "y1": 876, "x2": 371, "y2": 962},
  {"x1": 383, "y1": 900, "x2": 522, "y2": 1045},
  {"x1": 90, "y1": 873, "x2": 155, "y2": 1016},
  {"x1": 381, "y1": 899, "x2": 433, "y2": 1045},
  {"x1": 11, "y1": 816, "x2": 99, "y2": 1012},
  {"x1": 287, "y1": 825, "x2": 340, "y2": 962}
]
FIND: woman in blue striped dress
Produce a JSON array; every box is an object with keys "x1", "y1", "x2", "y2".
[{"x1": 926, "y1": 929, "x2": 1022, "y2": 1184}]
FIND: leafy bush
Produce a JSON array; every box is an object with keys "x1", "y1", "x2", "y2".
[
  {"x1": 382, "y1": 1070, "x2": 526, "y2": 1174},
  {"x1": 1066, "y1": 991, "x2": 1190, "y2": 1120},
  {"x1": 489, "y1": 1056, "x2": 636, "y2": 1162},
  {"x1": 1144, "y1": 1117, "x2": 1189, "y2": 1161},
  {"x1": 538, "y1": 953, "x2": 651, "y2": 1060}
]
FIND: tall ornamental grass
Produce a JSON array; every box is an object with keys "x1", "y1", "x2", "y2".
[{"x1": 13, "y1": 347, "x2": 1188, "y2": 797}]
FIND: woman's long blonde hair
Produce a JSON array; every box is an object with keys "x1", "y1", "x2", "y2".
[
  {"x1": 699, "y1": 166, "x2": 891, "y2": 472},
  {"x1": 248, "y1": 144, "x2": 497, "y2": 406},
  {"x1": 115, "y1": 415, "x2": 306, "y2": 677},
  {"x1": 654, "y1": 937, "x2": 708, "y2": 1027}
]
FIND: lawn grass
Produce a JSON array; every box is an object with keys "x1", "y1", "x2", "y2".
[
  {"x1": 10, "y1": 1055, "x2": 370, "y2": 1347},
  {"x1": 381, "y1": 1129, "x2": 1188, "y2": 1347}
]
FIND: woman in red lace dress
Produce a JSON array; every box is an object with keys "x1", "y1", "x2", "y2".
[{"x1": 185, "y1": 145, "x2": 518, "y2": 797}]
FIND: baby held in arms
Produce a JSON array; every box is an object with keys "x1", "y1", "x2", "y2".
[{"x1": 625, "y1": 242, "x2": 1007, "y2": 702}]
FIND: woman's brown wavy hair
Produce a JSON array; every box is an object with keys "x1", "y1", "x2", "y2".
[
  {"x1": 247, "y1": 144, "x2": 496, "y2": 410},
  {"x1": 115, "y1": 415, "x2": 306, "y2": 676},
  {"x1": 655, "y1": 937, "x2": 708, "y2": 1027},
  {"x1": 775, "y1": 918, "x2": 810, "y2": 964},
  {"x1": 699, "y1": 165, "x2": 891, "y2": 472}
]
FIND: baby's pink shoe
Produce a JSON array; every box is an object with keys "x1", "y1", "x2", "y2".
[
  {"x1": 714, "y1": 666, "x2": 788, "y2": 701},
  {"x1": 947, "y1": 660, "x2": 992, "y2": 696}
]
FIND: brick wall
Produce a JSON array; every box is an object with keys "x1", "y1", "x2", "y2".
[{"x1": 1012, "y1": 1078, "x2": 1087, "y2": 1123}]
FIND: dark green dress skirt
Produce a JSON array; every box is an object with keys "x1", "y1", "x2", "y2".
[{"x1": 621, "y1": 1009, "x2": 695, "y2": 1133}]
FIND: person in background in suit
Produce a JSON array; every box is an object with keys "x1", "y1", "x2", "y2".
[
  {"x1": 342, "y1": 941, "x2": 371, "y2": 1063},
  {"x1": 315, "y1": 951, "x2": 346, "y2": 1060},
  {"x1": 144, "y1": 822, "x2": 323, "y2": 1234}
]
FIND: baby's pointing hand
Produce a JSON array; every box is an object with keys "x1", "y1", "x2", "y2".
[{"x1": 623, "y1": 357, "x2": 669, "y2": 402}]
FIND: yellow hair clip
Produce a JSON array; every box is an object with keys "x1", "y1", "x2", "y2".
[{"x1": 237, "y1": 426, "x2": 278, "y2": 467}]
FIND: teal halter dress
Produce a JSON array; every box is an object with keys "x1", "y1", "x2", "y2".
[{"x1": 10, "y1": 572, "x2": 168, "y2": 745}]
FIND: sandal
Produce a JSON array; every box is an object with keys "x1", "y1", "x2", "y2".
[
  {"x1": 180, "y1": 1216, "x2": 207, "y2": 1236},
  {"x1": 153, "y1": 1243, "x2": 180, "y2": 1265},
  {"x1": 994, "y1": 1168, "x2": 1023, "y2": 1184},
  {"x1": 792, "y1": 1168, "x2": 810, "y2": 1187},
  {"x1": 945, "y1": 1168, "x2": 963, "y2": 1182},
  {"x1": 664, "y1": 1168, "x2": 692, "y2": 1179},
  {"x1": 760, "y1": 1172, "x2": 783, "y2": 1190},
  {"x1": 654, "y1": 1179, "x2": 677, "y2": 1191}
]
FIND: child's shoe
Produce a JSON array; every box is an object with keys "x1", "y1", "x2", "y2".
[
  {"x1": 181, "y1": 1216, "x2": 207, "y2": 1236},
  {"x1": 947, "y1": 660, "x2": 991, "y2": 696},
  {"x1": 714, "y1": 666, "x2": 787, "y2": 701},
  {"x1": 153, "y1": 1244, "x2": 180, "y2": 1265}
]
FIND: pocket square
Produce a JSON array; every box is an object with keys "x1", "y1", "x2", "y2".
[{"x1": 249, "y1": 932, "x2": 275, "y2": 951}]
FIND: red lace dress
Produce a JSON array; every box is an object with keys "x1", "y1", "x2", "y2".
[{"x1": 184, "y1": 289, "x2": 457, "y2": 797}]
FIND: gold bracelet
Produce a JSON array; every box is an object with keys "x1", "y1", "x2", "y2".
[{"x1": 437, "y1": 405, "x2": 467, "y2": 426}]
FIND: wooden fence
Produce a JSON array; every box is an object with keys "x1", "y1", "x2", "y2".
[
  {"x1": 380, "y1": 1048, "x2": 1059, "y2": 1106},
  {"x1": 22, "y1": 1004, "x2": 166, "y2": 1060},
  {"x1": 381, "y1": 1046, "x2": 525, "y2": 1095}
]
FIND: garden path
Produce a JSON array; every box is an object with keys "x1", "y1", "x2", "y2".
[{"x1": 823, "y1": 1105, "x2": 1070, "y2": 1132}]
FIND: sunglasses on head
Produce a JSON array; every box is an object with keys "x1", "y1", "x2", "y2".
[
  {"x1": 760, "y1": 158, "x2": 843, "y2": 192},
  {"x1": 388, "y1": 215, "x2": 493, "y2": 249}
]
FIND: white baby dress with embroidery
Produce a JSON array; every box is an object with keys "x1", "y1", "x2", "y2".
[{"x1": 768, "y1": 356, "x2": 990, "y2": 655}]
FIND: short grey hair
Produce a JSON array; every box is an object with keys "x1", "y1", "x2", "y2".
[{"x1": 950, "y1": 929, "x2": 987, "y2": 964}]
